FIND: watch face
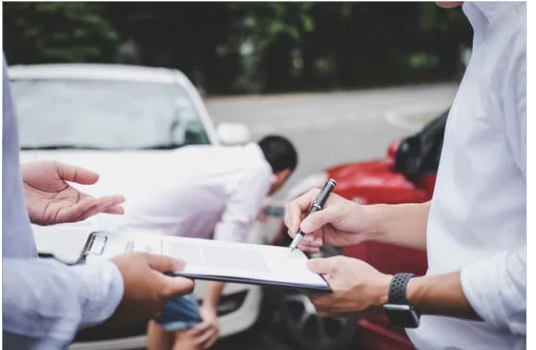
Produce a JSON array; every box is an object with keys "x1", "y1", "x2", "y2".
[{"x1": 383, "y1": 304, "x2": 420, "y2": 328}]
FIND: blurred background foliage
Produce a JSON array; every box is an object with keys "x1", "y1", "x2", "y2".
[{"x1": 3, "y1": 2, "x2": 471, "y2": 95}]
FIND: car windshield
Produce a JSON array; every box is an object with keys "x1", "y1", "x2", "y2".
[{"x1": 11, "y1": 79, "x2": 211, "y2": 150}]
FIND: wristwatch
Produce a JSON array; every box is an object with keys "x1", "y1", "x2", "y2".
[{"x1": 383, "y1": 273, "x2": 420, "y2": 328}]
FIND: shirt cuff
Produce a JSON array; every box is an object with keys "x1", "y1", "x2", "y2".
[
  {"x1": 73, "y1": 259, "x2": 124, "y2": 328},
  {"x1": 460, "y1": 249, "x2": 526, "y2": 335}
]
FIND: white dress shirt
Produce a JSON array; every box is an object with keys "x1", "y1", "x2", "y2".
[
  {"x1": 406, "y1": 2, "x2": 526, "y2": 349},
  {"x1": 116, "y1": 143, "x2": 274, "y2": 242}
]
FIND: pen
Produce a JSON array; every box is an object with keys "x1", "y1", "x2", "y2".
[{"x1": 289, "y1": 178, "x2": 337, "y2": 252}]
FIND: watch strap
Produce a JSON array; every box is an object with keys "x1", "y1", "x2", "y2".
[{"x1": 388, "y1": 273, "x2": 414, "y2": 304}]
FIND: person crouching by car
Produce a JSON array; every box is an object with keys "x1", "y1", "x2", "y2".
[{"x1": 110, "y1": 135, "x2": 298, "y2": 350}]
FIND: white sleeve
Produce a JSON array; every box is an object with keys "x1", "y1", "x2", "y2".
[
  {"x1": 462, "y1": 19, "x2": 526, "y2": 336},
  {"x1": 213, "y1": 166, "x2": 273, "y2": 242},
  {"x1": 3, "y1": 258, "x2": 124, "y2": 348},
  {"x1": 460, "y1": 246, "x2": 526, "y2": 335},
  {"x1": 503, "y1": 25, "x2": 526, "y2": 177}
]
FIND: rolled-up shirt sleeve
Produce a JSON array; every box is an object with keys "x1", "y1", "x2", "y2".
[
  {"x1": 3, "y1": 257, "x2": 124, "y2": 348},
  {"x1": 460, "y1": 246, "x2": 526, "y2": 335}
]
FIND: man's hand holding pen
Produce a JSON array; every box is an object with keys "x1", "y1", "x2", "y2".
[
  {"x1": 285, "y1": 183, "x2": 393, "y2": 319},
  {"x1": 285, "y1": 186, "x2": 378, "y2": 254}
]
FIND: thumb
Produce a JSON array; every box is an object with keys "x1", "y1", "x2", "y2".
[
  {"x1": 160, "y1": 275, "x2": 195, "y2": 298},
  {"x1": 306, "y1": 257, "x2": 336, "y2": 275},
  {"x1": 300, "y1": 205, "x2": 341, "y2": 233},
  {"x1": 146, "y1": 254, "x2": 186, "y2": 273}
]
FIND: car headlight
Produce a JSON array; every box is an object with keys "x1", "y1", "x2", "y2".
[{"x1": 285, "y1": 171, "x2": 328, "y2": 202}]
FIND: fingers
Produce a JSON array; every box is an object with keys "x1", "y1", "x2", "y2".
[
  {"x1": 147, "y1": 255, "x2": 194, "y2": 298},
  {"x1": 104, "y1": 204, "x2": 125, "y2": 215},
  {"x1": 71, "y1": 195, "x2": 126, "y2": 221},
  {"x1": 307, "y1": 257, "x2": 337, "y2": 275},
  {"x1": 189, "y1": 321, "x2": 212, "y2": 337},
  {"x1": 146, "y1": 254, "x2": 186, "y2": 273},
  {"x1": 59, "y1": 196, "x2": 100, "y2": 223},
  {"x1": 300, "y1": 205, "x2": 341, "y2": 233},
  {"x1": 55, "y1": 161, "x2": 100, "y2": 185},
  {"x1": 284, "y1": 189, "x2": 320, "y2": 235},
  {"x1": 308, "y1": 293, "x2": 333, "y2": 316},
  {"x1": 302, "y1": 233, "x2": 323, "y2": 247},
  {"x1": 202, "y1": 331, "x2": 219, "y2": 349},
  {"x1": 97, "y1": 195, "x2": 126, "y2": 214},
  {"x1": 159, "y1": 274, "x2": 195, "y2": 298},
  {"x1": 295, "y1": 234, "x2": 323, "y2": 253},
  {"x1": 193, "y1": 327, "x2": 219, "y2": 349}
]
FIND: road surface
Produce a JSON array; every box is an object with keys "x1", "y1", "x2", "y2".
[{"x1": 207, "y1": 83, "x2": 457, "y2": 199}]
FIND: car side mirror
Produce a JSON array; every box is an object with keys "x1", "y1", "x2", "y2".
[{"x1": 216, "y1": 122, "x2": 251, "y2": 145}]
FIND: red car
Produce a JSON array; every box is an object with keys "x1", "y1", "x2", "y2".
[{"x1": 260, "y1": 110, "x2": 448, "y2": 350}]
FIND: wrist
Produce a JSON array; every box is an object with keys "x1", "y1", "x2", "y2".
[
  {"x1": 201, "y1": 304, "x2": 218, "y2": 314},
  {"x1": 406, "y1": 275, "x2": 426, "y2": 314},
  {"x1": 372, "y1": 273, "x2": 393, "y2": 307},
  {"x1": 361, "y1": 204, "x2": 388, "y2": 243},
  {"x1": 75, "y1": 260, "x2": 125, "y2": 326}
]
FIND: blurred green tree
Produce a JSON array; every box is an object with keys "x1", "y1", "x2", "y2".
[
  {"x1": 4, "y1": 2, "x2": 118, "y2": 63},
  {"x1": 3, "y1": 2, "x2": 471, "y2": 94}
]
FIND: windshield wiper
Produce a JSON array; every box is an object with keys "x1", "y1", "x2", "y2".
[
  {"x1": 21, "y1": 145, "x2": 111, "y2": 151},
  {"x1": 21, "y1": 144, "x2": 188, "y2": 151},
  {"x1": 140, "y1": 143, "x2": 186, "y2": 150}
]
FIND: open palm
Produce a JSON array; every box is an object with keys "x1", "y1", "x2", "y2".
[{"x1": 22, "y1": 161, "x2": 125, "y2": 226}]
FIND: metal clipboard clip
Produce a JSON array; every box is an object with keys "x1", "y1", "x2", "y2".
[{"x1": 82, "y1": 232, "x2": 108, "y2": 257}]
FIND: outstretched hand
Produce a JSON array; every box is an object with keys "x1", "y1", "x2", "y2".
[{"x1": 22, "y1": 161, "x2": 125, "y2": 226}]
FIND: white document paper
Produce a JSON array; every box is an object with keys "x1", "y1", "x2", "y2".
[{"x1": 86, "y1": 230, "x2": 330, "y2": 291}]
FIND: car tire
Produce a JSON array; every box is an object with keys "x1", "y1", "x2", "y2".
[{"x1": 275, "y1": 246, "x2": 357, "y2": 350}]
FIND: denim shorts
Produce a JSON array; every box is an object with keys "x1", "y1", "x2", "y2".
[{"x1": 154, "y1": 294, "x2": 203, "y2": 331}]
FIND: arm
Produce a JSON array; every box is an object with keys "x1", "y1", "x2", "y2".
[
  {"x1": 308, "y1": 247, "x2": 526, "y2": 334},
  {"x1": 213, "y1": 165, "x2": 272, "y2": 242},
  {"x1": 407, "y1": 272, "x2": 480, "y2": 321},
  {"x1": 188, "y1": 282, "x2": 225, "y2": 348},
  {"x1": 203, "y1": 282, "x2": 225, "y2": 310},
  {"x1": 3, "y1": 253, "x2": 195, "y2": 348},
  {"x1": 406, "y1": 246, "x2": 526, "y2": 335},
  {"x1": 285, "y1": 190, "x2": 431, "y2": 252},
  {"x1": 2, "y1": 258, "x2": 124, "y2": 348},
  {"x1": 368, "y1": 201, "x2": 431, "y2": 250}
]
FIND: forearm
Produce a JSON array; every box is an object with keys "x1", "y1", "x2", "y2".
[
  {"x1": 368, "y1": 201, "x2": 430, "y2": 250},
  {"x1": 203, "y1": 282, "x2": 225, "y2": 309},
  {"x1": 406, "y1": 272, "x2": 480, "y2": 320},
  {"x1": 3, "y1": 258, "x2": 124, "y2": 346},
  {"x1": 395, "y1": 247, "x2": 525, "y2": 334}
]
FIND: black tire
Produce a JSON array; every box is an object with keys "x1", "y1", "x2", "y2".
[{"x1": 275, "y1": 246, "x2": 357, "y2": 350}]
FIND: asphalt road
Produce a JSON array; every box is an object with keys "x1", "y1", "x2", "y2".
[
  {"x1": 205, "y1": 83, "x2": 458, "y2": 350},
  {"x1": 207, "y1": 83, "x2": 457, "y2": 200}
]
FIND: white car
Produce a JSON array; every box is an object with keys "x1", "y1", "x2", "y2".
[{"x1": 10, "y1": 63, "x2": 262, "y2": 349}]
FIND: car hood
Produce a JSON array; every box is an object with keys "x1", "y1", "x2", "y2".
[
  {"x1": 325, "y1": 158, "x2": 414, "y2": 193},
  {"x1": 19, "y1": 149, "x2": 180, "y2": 174},
  {"x1": 20, "y1": 149, "x2": 175, "y2": 196}
]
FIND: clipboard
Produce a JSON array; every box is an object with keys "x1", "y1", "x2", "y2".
[
  {"x1": 33, "y1": 224, "x2": 96, "y2": 265},
  {"x1": 32, "y1": 225, "x2": 331, "y2": 292}
]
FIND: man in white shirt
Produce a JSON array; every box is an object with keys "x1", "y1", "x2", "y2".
[
  {"x1": 111, "y1": 135, "x2": 298, "y2": 350},
  {"x1": 285, "y1": 2, "x2": 526, "y2": 349}
]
